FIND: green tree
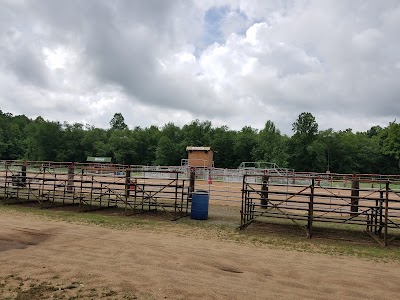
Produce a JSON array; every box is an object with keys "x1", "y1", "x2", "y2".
[
  {"x1": 367, "y1": 125, "x2": 383, "y2": 138},
  {"x1": 210, "y1": 126, "x2": 237, "y2": 168},
  {"x1": 306, "y1": 138, "x2": 327, "y2": 172},
  {"x1": 81, "y1": 126, "x2": 111, "y2": 159},
  {"x1": 24, "y1": 117, "x2": 63, "y2": 161},
  {"x1": 57, "y1": 122, "x2": 86, "y2": 162},
  {"x1": 182, "y1": 120, "x2": 212, "y2": 146},
  {"x1": 155, "y1": 123, "x2": 183, "y2": 166},
  {"x1": 288, "y1": 112, "x2": 319, "y2": 171},
  {"x1": 143, "y1": 125, "x2": 161, "y2": 165},
  {"x1": 0, "y1": 112, "x2": 30, "y2": 159},
  {"x1": 1, "y1": 107, "x2": 399, "y2": 174},
  {"x1": 323, "y1": 129, "x2": 383, "y2": 174},
  {"x1": 234, "y1": 126, "x2": 258, "y2": 167},
  {"x1": 109, "y1": 113, "x2": 128, "y2": 130},
  {"x1": 292, "y1": 112, "x2": 318, "y2": 137},
  {"x1": 109, "y1": 130, "x2": 134, "y2": 164},
  {"x1": 155, "y1": 136, "x2": 177, "y2": 165},
  {"x1": 252, "y1": 120, "x2": 288, "y2": 167},
  {"x1": 380, "y1": 122, "x2": 400, "y2": 169}
]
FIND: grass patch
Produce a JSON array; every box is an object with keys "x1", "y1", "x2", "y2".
[
  {"x1": 0, "y1": 274, "x2": 138, "y2": 300},
  {"x1": 0, "y1": 204, "x2": 165, "y2": 231}
]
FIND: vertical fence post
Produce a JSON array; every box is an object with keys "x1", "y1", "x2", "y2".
[
  {"x1": 79, "y1": 169, "x2": 84, "y2": 206},
  {"x1": 125, "y1": 169, "x2": 131, "y2": 199},
  {"x1": 21, "y1": 161, "x2": 27, "y2": 187},
  {"x1": 174, "y1": 171, "x2": 178, "y2": 215},
  {"x1": 241, "y1": 175, "x2": 245, "y2": 227},
  {"x1": 373, "y1": 192, "x2": 378, "y2": 234},
  {"x1": 261, "y1": 174, "x2": 269, "y2": 208},
  {"x1": 67, "y1": 163, "x2": 74, "y2": 192},
  {"x1": 351, "y1": 174, "x2": 360, "y2": 215},
  {"x1": 384, "y1": 181, "x2": 389, "y2": 246},
  {"x1": 133, "y1": 178, "x2": 138, "y2": 214},
  {"x1": 4, "y1": 161, "x2": 9, "y2": 199},
  {"x1": 41, "y1": 166, "x2": 46, "y2": 201},
  {"x1": 90, "y1": 175, "x2": 94, "y2": 206},
  {"x1": 189, "y1": 167, "x2": 195, "y2": 199},
  {"x1": 307, "y1": 178, "x2": 315, "y2": 238},
  {"x1": 379, "y1": 190, "x2": 384, "y2": 234},
  {"x1": 250, "y1": 190, "x2": 255, "y2": 221}
]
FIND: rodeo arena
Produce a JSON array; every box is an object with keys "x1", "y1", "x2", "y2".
[{"x1": 1, "y1": 146, "x2": 400, "y2": 246}]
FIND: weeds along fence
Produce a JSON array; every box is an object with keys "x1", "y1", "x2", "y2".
[
  {"x1": 0, "y1": 160, "x2": 191, "y2": 220},
  {"x1": 240, "y1": 173, "x2": 400, "y2": 246}
]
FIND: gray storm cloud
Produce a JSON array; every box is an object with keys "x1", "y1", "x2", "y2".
[{"x1": 0, "y1": 0, "x2": 399, "y2": 133}]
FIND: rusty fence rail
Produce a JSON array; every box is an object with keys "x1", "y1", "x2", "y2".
[
  {"x1": 240, "y1": 174, "x2": 400, "y2": 246},
  {"x1": 0, "y1": 160, "x2": 190, "y2": 220}
]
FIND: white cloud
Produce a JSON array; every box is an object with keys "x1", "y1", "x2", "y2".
[
  {"x1": 0, "y1": 0, "x2": 399, "y2": 135},
  {"x1": 43, "y1": 47, "x2": 71, "y2": 70}
]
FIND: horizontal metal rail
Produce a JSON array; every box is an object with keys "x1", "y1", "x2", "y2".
[{"x1": 240, "y1": 174, "x2": 400, "y2": 246}]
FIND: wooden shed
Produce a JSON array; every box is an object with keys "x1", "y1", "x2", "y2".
[{"x1": 186, "y1": 146, "x2": 214, "y2": 168}]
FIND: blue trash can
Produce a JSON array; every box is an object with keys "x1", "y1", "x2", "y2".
[{"x1": 191, "y1": 191, "x2": 209, "y2": 220}]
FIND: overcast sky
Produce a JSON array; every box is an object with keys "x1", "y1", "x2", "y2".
[{"x1": 1, "y1": 0, "x2": 399, "y2": 135}]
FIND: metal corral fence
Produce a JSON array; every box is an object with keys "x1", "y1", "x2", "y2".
[
  {"x1": 2, "y1": 161, "x2": 400, "y2": 208},
  {"x1": 240, "y1": 173, "x2": 400, "y2": 246},
  {"x1": 200, "y1": 169, "x2": 400, "y2": 208},
  {"x1": 192, "y1": 167, "x2": 294, "y2": 207},
  {"x1": 0, "y1": 160, "x2": 191, "y2": 220},
  {"x1": 2, "y1": 160, "x2": 400, "y2": 245}
]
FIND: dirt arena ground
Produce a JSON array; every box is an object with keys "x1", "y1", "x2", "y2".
[{"x1": 1, "y1": 210, "x2": 400, "y2": 300}]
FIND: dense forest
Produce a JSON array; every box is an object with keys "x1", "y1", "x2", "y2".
[{"x1": 0, "y1": 109, "x2": 399, "y2": 174}]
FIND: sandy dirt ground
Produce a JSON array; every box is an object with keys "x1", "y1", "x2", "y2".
[{"x1": 1, "y1": 211, "x2": 400, "y2": 300}]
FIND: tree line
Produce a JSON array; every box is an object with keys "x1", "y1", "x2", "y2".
[{"x1": 0, "y1": 110, "x2": 399, "y2": 174}]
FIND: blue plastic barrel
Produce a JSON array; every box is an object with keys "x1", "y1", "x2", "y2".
[{"x1": 191, "y1": 191, "x2": 209, "y2": 220}]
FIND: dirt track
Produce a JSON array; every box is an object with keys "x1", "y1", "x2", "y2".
[{"x1": 1, "y1": 210, "x2": 400, "y2": 299}]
